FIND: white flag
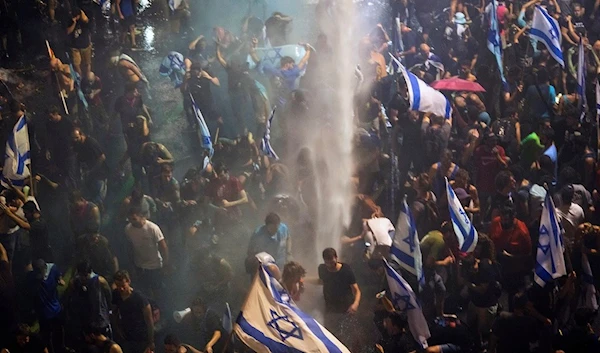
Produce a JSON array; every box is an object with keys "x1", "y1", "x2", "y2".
[
  {"x1": 534, "y1": 192, "x2": 567, "y2": 287},
  {"x1": 383, "y1": 258, "x2": 430, "y2": 348},
  {"x1": 235, "y1": 265, "x2": 350, "y2": 353},
  {"x1": 2, "y1": 115, "x2": 31, "y2": 188},
  {"x1": 446, "y1": 178, "x2": 478, "y2": 252}
]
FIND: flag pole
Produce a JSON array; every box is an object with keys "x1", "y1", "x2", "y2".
[
  {"x1": 220, "y1": 266, "x2": 261, "y2": 353},
  {"x1": 46, "y1": 40, "x2": 69, "y2": 115}
]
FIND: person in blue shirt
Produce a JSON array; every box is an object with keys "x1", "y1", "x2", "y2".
[
  {"x1": 26, "y1": 259, "x2": 65, "y2": 353},
  {"x1": 524, "y1": 68, "x2": 556, "y2": 123},
  {"x1": 247, "y1": 212, "x2": 291, "y2": 270},
  {"x1": 251, "y1": 42, "x2": 312, "y2": 105}
]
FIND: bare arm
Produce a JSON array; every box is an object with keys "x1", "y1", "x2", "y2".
[
  {"x1": 90, "y1": 206, "x2": 101, "y2": 232},
  {"x1": 188, "y1": 35, "x2": 205, "y2": 50},
  {"x1": 0, "y1": 242, "x2": 7, "y2": 262},
  {"x1": 224, "y1": 189, "x2": 248, "y2": 207},
  {"x1": 204, "y1": 331, "x2": 222, "y2": 353},
  {"x1": 158, "y1": 239, "x2": 169, "y2": 267},
  {"x1": 116, "y1": 0, "x2": 124, "y2": 19},
  {"x1": 216, "y1": 45, "x2": 228, "y2": 68},
  {"x1": 297, "y1": 45, "x2": 312, "y2": 70}
]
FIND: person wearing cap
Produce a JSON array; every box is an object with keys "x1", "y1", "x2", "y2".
[{"x1": 22, "y1": 201, "x2": 52, "y2": 264}]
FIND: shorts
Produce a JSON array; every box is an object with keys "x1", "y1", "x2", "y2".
[
  {"x1": 70, "y1": 45, "x2": 92, "y2": 68},
  {"x1": 121, "y1": 15, "x2": 136, "y2": 29}
]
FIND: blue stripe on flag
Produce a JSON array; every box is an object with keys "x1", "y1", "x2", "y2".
[
  {"x1": 529, "y1": 28, "x2": 564, "y2": 63},
  {"x1": 447, "y1": 184, "x2": 475, "y2": 251},
  {"x1": 537, "y1": 5, "x2": 561, "y2": 39},
  {"x1": 535, "y1": 262, "x2": 554, "y2": 284},
  {"x1": 444, "y1": 99, "x2": 451, "y2": 119},
  {"x1": 407, "y1": 72, "x2": 421, "y2": 111},
  {"x1": 237, "y1": 314, "x2": 305, "y2": 353},
  {"x1": 390, "y1": 246, "x2": 415, "y2": 269}
]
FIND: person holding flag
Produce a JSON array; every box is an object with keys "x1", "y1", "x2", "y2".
[
  {"x1": 391, "y1": 198, "x2": 423, "y2": 289},
  {"x1": 260, "y1": 107, "x2": 279, "y2": 160}
]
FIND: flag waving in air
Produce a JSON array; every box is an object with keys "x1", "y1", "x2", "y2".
[
  {"x1": 446, "y1": 178, "x2": 478, "y2": 253},
  {"x1": 392, "y1": 199, "x2": 424, "y2": 289},
  {"x1": 260, "y1": 107, "x2": 279, "y2": 160},
  {"x1": 390, "y1": 54, "x2": 452, "y2": 119},
  {"x1": 534, "y1": 192, "x2": 567, "y2": 287},
  {"x1": 577, "y1": 38, "x2": 587, "y2": 121},
  {"x1": 189, "y1": 94, "x2": 214, "y2": 158},
  {"x1": 530, "y1": 5, "x2": 564, "y2": 67},
  {"x1": 2, "y1": 115, "x2": 31, "y2": 188},
  {"x1": 487, "y1": 0, "x2": 508, "y2": 91},
  {"x1": 235, "y1": 265, "x2": 350, "y2": 353},
  {"x1": 383, "y1": 258, "x2": 430, "y2": 348}
]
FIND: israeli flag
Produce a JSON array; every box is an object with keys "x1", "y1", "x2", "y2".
[
  {"x1": 159, "y1": 51, "x2": 185, "y2": 88},
  {"x1": 248, "y1": 45, "x2": 308, "y2": 71},
  {"x1": 223, "y1": 302, "x2": 236, "y2": 345},
  {"x1": 577, "y1": 38, "x2": 587, "y2": 121},
  {"x1": 530, "y1": 5, "x2": 564, "y2": 67},
  {"x1": 2, "y1": 115, "x2": 31, "y2": 188},
  {"x1": 383, "y1": 258, "x2": 430, "y2": 348},
  {"x1": 534, "y1": 192, "x2": 567, "y2": 287},
  {"x1": 189, "y1": 94, "x2": 214, "y2": 158},
  {"x1": 446, "y1": 178, "x2": 478, "y2": 253},
  {"x1": 260, "y1": 107, "x2": 279, "y2": 160},
  {"x1": 67, "y1": 57, "x2": 88, "y2": 110},
  {"x1": 392, "y1": 199, "x2": 424, "y2": 289},
  {"x1": 580, "y1": 253, "x2": 598, "y2": 310},
  {"x1": 235, "y1": 265, "x2": 351, "y2": 353},
  {"x1": 391, "y1": 54, "x2": 452, "y2": 119},
  {"x1": 487, "y1": 0, "x2": 508, "y2": 91}
]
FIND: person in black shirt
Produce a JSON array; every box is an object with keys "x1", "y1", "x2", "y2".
[
  {"x1": 490, "y1": 293, "x2": 539, "y2": 353},
  {"x1": 83, "y1": 325, "x2": 123, "y2": 353},
  {"x1": 111, "y1": 270, "x2": 154, "y2": 353},
  {"x1": 177, "y1": 297, "x2": 226, "y2": 353},
  {"x1": 317, "y1": 247, "x2": 361, "y2": 314},
  {"x1": 376, "y1": 313, "x2": 421, "y2": 353},
  {"x1": 1, "y1": 324, "x2": 48, "y2": 353},
  {"x1": 182, "y1": 62, "x2": 222, "y2": 131},
  {"x1": 65, "y1": 7, "x2": 92, "y2": 76},
  {"x1": 22, "y1": 201, "x2": 52, "y2": 263},
  {"x1": 72, "y1": 127, "x2": 108, "y2": 209},
  {"x1": 45, "y1": 107, "x2": 77, "y2": 190}
]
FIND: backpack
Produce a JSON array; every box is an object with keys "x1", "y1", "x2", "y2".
[
  {"x1": 415, "y1": 195, "x2": 440, "y2": 236},
  {"x1": 423, "y1": 126, "x2": 445, "y2": 166},
  {"x1": 491, "y1": 118, "x2": 516, "y2": 146}
]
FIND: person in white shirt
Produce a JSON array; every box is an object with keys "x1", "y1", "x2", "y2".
[
  {"x1": 125, "y1": 207, "x2": 169, "y2": 298},
  {"x1": 557, "y1": 185, "x2": 585, "y2": 251}
]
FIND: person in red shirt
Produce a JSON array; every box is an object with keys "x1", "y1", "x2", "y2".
[
  {"x1": 473, "y1": 132, "x2": 509, "y2": 213},
  {"x1": 205, "y1": 162, "x2": 248, "y2": 226},
  {"x1": 489, "y1": 204, "x2": 532, "y2": 306}
]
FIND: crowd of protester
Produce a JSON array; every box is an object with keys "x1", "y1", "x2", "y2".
[{"x1": 2, "y1": 0, "x2": 600, "y2": 352}]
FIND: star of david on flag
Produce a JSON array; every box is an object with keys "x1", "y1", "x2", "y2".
[
  {"x1": 383, "y1": 258, "x2": 430, "y2": 348},
  {"x1": 530, "y1": 5, "x2": 564, "y2": 67},
  {"x1": 446, "y1": 178, "x2": 478, "y2": 253},
  {"x1": 234, "y1": 264, "x2": 350, "y2": 353},
  {"x1": 391, "y1": 198, "x2": 424, "y2": 289},
  {"x1": 534, "y1": 192, "x2": 567, "y2": 287},
  {"x1": 2, "y1": 115, "x2": 31, "y2": 188},
  {"x1": 247, "y1": 45, "x2": 307, "y2": 70}
]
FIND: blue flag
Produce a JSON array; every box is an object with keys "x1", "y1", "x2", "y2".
[
  {"x1": 534, "y1": 192, "x2": 567, "y2": 287},
  {"x1": 446, "y1": 178, "x2": 478, "y2": 253},
  {"x1": 235, "y1": 265, "x2": 350, "y2": 353},
  {"x1": 530, "y1": 5, "x2": 564, "y2": 67},
  {"x1": 391, "y1": 198, "x2": 424, "y2": 289},
  {"x1": 487, "y1": 0, "x2": 508, "y2": 91},
  {"x1": 1, "y1": 115, "x2": 31, "y2": 188},
  {"x1": 383, "y1": 259, "x2": 430, "y2": 348},
  {"x1": 66, "y1": 54, "x2": 88, "y2": 111},
  {"x1": 260, "y1": 107, "x2": 279, "y2": 160},
  {"x1": 189, "y1": 94, "x2": 214, "y2": 158}
]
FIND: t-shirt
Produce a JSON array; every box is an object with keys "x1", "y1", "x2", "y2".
[
  {"x1": 205, "y1": 176, "x2": 243, "y2": 206},
  {"x1": 318, "y1": 263, "x2": 356, "y2": 313},
  {"x1": 248, "y1": 223, "x2": 290, "y2": 269},
  {"x1": 525, "y1": 84, "x2": 556, "y2": 120},
  {"x1": 119, "y1": 0, "x2": 134, "y2": 18},
  {"x1": 491, "y1": 312, "x2": 539, "y2": 353},
  {"x1": 489, "y1": 217, "x2": 531, "y2": 257},
  {"x1": 112, "y1": 290, "x2": 149, "y2": 342},
  {"x1": 45, "y1": 118, "x2": 75, "y2": 161},
  {"x1": 420, "y1": 230, "x2": 446, "y2": 266},
  {"x1": 474, "y1": 145, "x2": 507, "y2": 194},
  {"x1": 81, "y1": 77, "x2": 103, "y2": 106},
  {"x1": 115, "y1": 95, "x2": 144, "y2": 131},
  {"x1": 181, "y1": 310, "x2": 226, "y2": 352},
  {"x1": 27, "y1": 263, "x2": 62, "y2": 320},
  {"x1": 125, "y1": 220, "x2": 164, "y2": 270},
  {"x1": 520, "y1": 132, "x2": 544, "y2": 168},
  {"x1": 74, "y1": 136, "x2": 108, "y2": 180},
  {"x1": 66, "y1": 18, "x2": 91, "y2": 49},
  {"x1": 29, "y1": 218, "x2": 52, "y2": 262},
  {"x1": 187, "y1": 75, "x2": 216, "y2": 115}
]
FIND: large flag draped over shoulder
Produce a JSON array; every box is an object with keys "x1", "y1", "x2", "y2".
[
  {"x1": 530, "y1": 5, "x2": 564, "y2": 67},
  {"x1": 383, "y1": 258, "x2": 430, "y2": 348},
  {"x1": 446, "y1": 178, "x2": 478, "y2": 253},
  {"x1": 2, "y1": 115, "x2": 31, "y2": 188},
  {"x1": 260, "y1": 107, "x2": 279, "y2": 160},
  {"x1": 235, "y1": 265, "x2": 351, "y2": 353},
  {"x1": 248, "y1": 45, "x2": 308, "y2": 71},
  {"x1": 487, "y1": 0, "x2": 508, "y2": 91},
  {"x1": 534, "y1": 192, "x2": 567, "y2": 287},
  {"x1": 577, "y1": 38, "x2": 587, "y2": 121},
  {"x1": 391, "y1": 55, "x2": 452, "y2": 119},
  {"x1": 392, "y1": 199, "x2": 424, "y2": 288},
  {"x1": 189, "y1": 94, "x2": 214, "y2": 158},
  {"x1": 159, "y1": 51, "x2": 185, "y2": 88}
]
